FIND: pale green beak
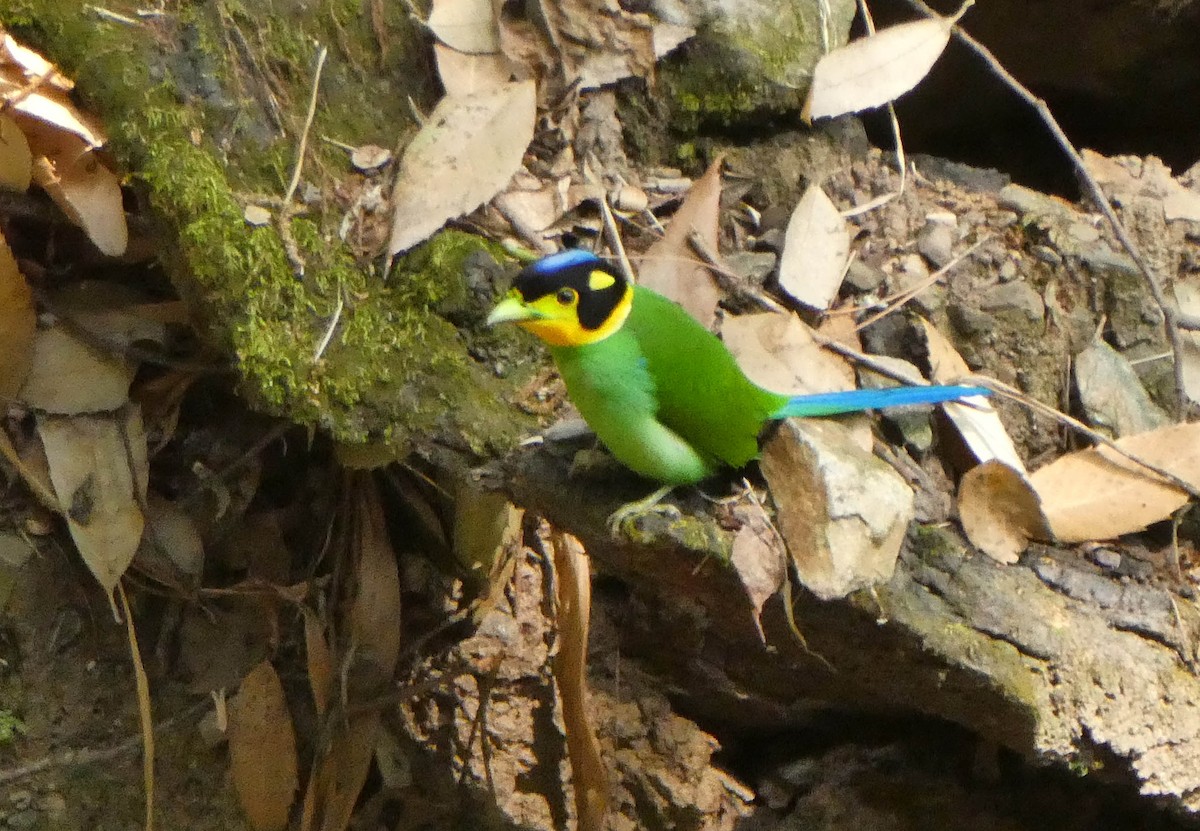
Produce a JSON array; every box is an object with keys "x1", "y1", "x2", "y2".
[{"x1": 486, "y1": 295, "x2": 539, "y2": 326}]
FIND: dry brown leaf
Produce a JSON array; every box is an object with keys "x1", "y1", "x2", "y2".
[
  {"x1": 0, "y1": 232, "x2": 34, "y2": 399},
  {"x1": 0, "y1": 34, "x2": 73, "y2": 92},
  {"x1": 778, "y1": 185, "x2": 850, "y2": 310},
  {"x1": 31, "y1": 137, "x2": 127, "y2": 256},
  {"x1": 19, "y1": 324, "x2": 135, "y2": 414},
  {"x1": 434, "y1": 43, "x2": 514, "y2": 95},
  {"x1": 1082, "y1": 149, "x2": 1200, "y2": 223},
  {"x1": 228, "y1": 660, "x2": 299, "y2": 831},
  {"x1": 137, "y1": 494, "x2": 205, "y2": 585},
  {"x1": 550, "y1": 531, "x2": 608, "y2": 831},
  {"x1": 0, "y1": 114, "x2": 31, "y2": 191},
  {"x1": 38, "y1": 408, "x2": 146, "y2": 597},
  {"x1": 428, "y1": 0, "x2": 500, "y2": 54},
  {"x1": 303, "y1": 609, "x2": 334, "y2": 717},
  {"x1": 301, "y1": 476, "x2": 401, "y2": 831},
  {"x1": 919, "y1": 317, "x2": 1024, "y2": 470},
  {"x1": 730, "y1": 502, "x2": 786, "y2": 641},
  {"x1": 0, "y1": 66, "x2": 105, "y2": 149},
  {"x1": 958, "y1": 460, "x2": 1052, "y2": 564},
  {"x1": 636, "y1": 156, "x2": 723, "y2": 326},
  {"x1": 1029, "y1": 423, "x2": 1200, "y2": 543},
  {"x1": 804, "y1": 13, "x2": 957, "y2": 121},
  {"x1": 543, "y1": 0, "x2": 657, "y2": 89},
  {"x1": 722, "y1": 312, "x2": 855, "y2": 395},
  {"x1": 389, "y1": 80, "x2": 535, "y2": 254}
]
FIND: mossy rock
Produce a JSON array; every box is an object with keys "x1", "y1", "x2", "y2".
[{"x1": 6, "y1": 0, "x2": 532, "y2": 460}]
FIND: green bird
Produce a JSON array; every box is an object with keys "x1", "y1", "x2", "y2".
[{"x1": 487, "y1": 249, "x2": 987, "y2": 529}]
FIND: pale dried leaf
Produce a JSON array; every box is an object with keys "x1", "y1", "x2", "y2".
[
  {"x1": 38, "y1": 411, "x2": 145, "y2": 595},
  {"x1": 428, "y1": 0, "x2": 500, "y2": 54},
  {"x1": 452, "y1": 480, "x2": 522, "y2": 581},
  {"x1": 958, "y1": 460, "x2": 1052, "y2": 564},
  {"x1": 1173, "y1": 279, "x2": 1200, "y2": 404},
  {"x1": 228, "y1": 660, "x2": 299, "y2": 831},
  {"x1": 778, "y1": 185, "x2": 850, "y2": 310},
  {"x1": 804, "y1": 16, "x2": 954, "y2": 120},
  {"x1": 919, "y1": 317, "x2": 1024, "y2": 471},
  {"x1": 0, "y1": 232, "x2": 34, "y2": 399},
  {"x1": 349, "y1": 144, "x2": 391, "y2": 172},
  {"x1": 0, "y1": 114, "x2": 31, "y2": 191},
  {"x1": 389, "y1": 80, "x2": 535, "y2": 254},
  {"x1": 637, "y1": 156, "x2": 723, "y2": 326},
  {"x1": 0, "y1": 34, "x2": 68, "y2": 88},
  {"x1": 19, "y1": 324, "x2": 135, "y2": 414},
  {"x1": 0, "y1": 80, "x2": 105, "y2": 148},
  {"x1": 32, "y1": 140, "x2": 127, "y2": 256},
  {"x1": 303, "y1": 610, "x2": 334, "y2": 717},
  {"x1": 550, "y1": 531, "x2": 608, "y2": 831},
  {"x1": 730, "y1": 503, "x2": 786, "y2": 641},
  {"x1": 722, "y1": 312, "x2": 854, "y2": 394},
  {"x1": 434, "y1": 43, "x2": 513, "y2": 95},
  {"x1": 244, "y1": 204, "x2": 271, "y2": 226},
  {"x1": 312, "y1": 713, "x2": 383, "y2": 831},
  {"x1": 350, "y1": 476, "x2": 401, "y2": 675},
  {"x1": 1029, "y1": 423, "x2": 1200, "y2": 543},
  {"x1": 138, "y1": 495, "x2": 205, "y2": 583}
]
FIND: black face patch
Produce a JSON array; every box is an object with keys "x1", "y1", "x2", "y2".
[{"x1": 514, "y1": 260, "x2": 629, "y2": 331}]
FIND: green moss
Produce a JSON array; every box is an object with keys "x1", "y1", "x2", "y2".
[
  {"x1": 6, "y1": 0, "x2": 530, "y2": 457},
  {"x1": 0, "y1": 709, "x2": 24, "y2": 744}
]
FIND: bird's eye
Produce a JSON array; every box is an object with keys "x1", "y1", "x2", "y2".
[{"x1": 556, "y1": 288, "x2": 576, "y2": 305}]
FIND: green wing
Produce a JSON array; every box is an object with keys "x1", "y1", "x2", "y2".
[{"x1": 624, "y1": 287, "x2": 784, "y2": 469}]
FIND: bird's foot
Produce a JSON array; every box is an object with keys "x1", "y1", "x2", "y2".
[{"x1": 607, "y1": 485, "x2": 679, "y2": 537}]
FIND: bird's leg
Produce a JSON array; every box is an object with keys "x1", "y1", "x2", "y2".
[{"x1": 607, "y1": 485, "x2": 679, "y2": 537}]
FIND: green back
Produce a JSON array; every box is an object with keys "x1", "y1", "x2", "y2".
[{"x1": 622, "y1": 287, "x2": 784, "y2": 468}]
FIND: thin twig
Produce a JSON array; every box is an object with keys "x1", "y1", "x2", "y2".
[
  {"x1": 901, "y1": 0, "x2": 1191, "y2": 415},
  {"x1": 599, "y1": 195, "x2": 636, "y2": 286},
  {"x1": 0, "y1": 700, "x2": 208, "y2": 786},
  {"x1": 279, "y1": 44, "x2": 328, "y2": 277},
  {"x1": 685, "y1": 230, "x2": 787, "y2": 313}
]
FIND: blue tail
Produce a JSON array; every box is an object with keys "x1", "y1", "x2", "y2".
[{"x1": 773, "y1": 384, "x2": 989, "y2": 419}]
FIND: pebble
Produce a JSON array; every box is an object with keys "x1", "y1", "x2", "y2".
[
  {"x1": 844, "y1": 259, "x2": 885, "y2": 292},
  {"x1": 1089, "y1": 548, "x2": 1122, "y2": 570},
  {"x1": 917, "y1": 220, "x2": 957, "y2": 268},
  {"x1": 724, "y1": 251, "x2": 777, "y2": 285},
  {"x1": 998, "y1": 259, "x2": 1019, "y2": 282},
  {"x1": 979, "y1": 281, "x2": 1045, "y2": 322},
  {"x1": 1032, "y1": 244, "x2": 1062, "y2": 266}
]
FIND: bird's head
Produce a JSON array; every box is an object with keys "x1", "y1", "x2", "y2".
[{"x1": 486, "y1": 250, "x2": 632, "y2": 347}]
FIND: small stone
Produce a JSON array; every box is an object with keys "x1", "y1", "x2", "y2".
[
  {"x1": 1089, "y1": 548, "x2": 1122, "y2": 570},
  {"x1": 613, "y1": 184, "x2": 648, "y2": 212},
  {"x1": 724, "y1": 251, "x2": 777, "y2": 285},
  {"x1": 998, "y1": 259, "x2": 1018, "y2": 282},
  {"x1": 350, "y1": 143, "x2": 391, "y2": 172},
  {"x1": 1032, "y1": 244, "x2": 1062, "y2": 266},
  {"x1": 844, "y1": 259, "x2": 885, "y2": 292},
  {"x1": 756, "y1": 228, "x2": 785, "y2": 252},
  {"x1": 242, "y1": 204, "x2": 271, "y2": 226},
  {"x1": 979, "y1": 280, "x2": 1045, "y2": 322},
  {"x1": 889, "y1": 253, "x2": 944, "y2": 314},
  {"x1": 1068, "y1": 221, "x2": 1101, "y2": 243},
  {"x1": 993, "y1": 210, "x2": 1019, "y2": 227},
  {"x1": 6, "y1": 810, "x2": 37, "y2": 830},
  {"x1": 917, "y1": 220, "x2": 957, "y2": 268}
]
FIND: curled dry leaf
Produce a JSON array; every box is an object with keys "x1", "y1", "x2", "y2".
[
  {"x1": 0, "y1": 232, "x2": 34, "y2": 399},
  {"x1": 777, "y1": 185, "x2": 850, "y2": 310},
  {"x1": 227, "y1": 660, "x2": 299, "y2": 831},
  {"x1": 1029, "y1": 423, "x2": 1200, "y2": 543},
  {"x1": 919, "y1": 317, "x2": 1024, "y2": 471},
  {"x1": 0, "y1": 114, "x2": 31, "y2": 191},
  {"x1": 434, "y1": 42, "x2": 514, "y2": 95},
  {"x1": 19, "y1": 324, "x2": 135, "y2": 414},
  {"x1": 636, "y1": 156, "x2": 723, "y2": 327},
  {"x1": 38, "y1": 407, "x2": 148, "y2": 597},
  {"x1": 958, "y1": 460, "x2": 1052, "y2": 564},
  {"x1": 31, "y1": 141, "x2": 127, "y2": 256},
  {"x1": 549, "y1": 531, "x2": 608, "y2": 831},
  {"x1": 804, "y1": 12, "x2": 958, "y2": 121},
  {"x1": 730, "y1": 502, "x2": 787, "y2": 641},
  {"x1": 389, "y1": 80, "x2": 536, "y2": 255},
  {"x1": 428, "y1": 0, "x2": 500, "y2": 55}
]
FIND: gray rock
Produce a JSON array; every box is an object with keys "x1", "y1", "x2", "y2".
[
  {"x1": 844, "y1": 259, "x2": 885, "y2": 292},
  {"x1": 979, "y1": 281, "x2": 1045, "y2": 322},
  {"x1": 724, "y1": 251, "x2": 777, "y2": 285},
  {"x1": 917, "y1": 220, "x2": 957, "y2": 268}
]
